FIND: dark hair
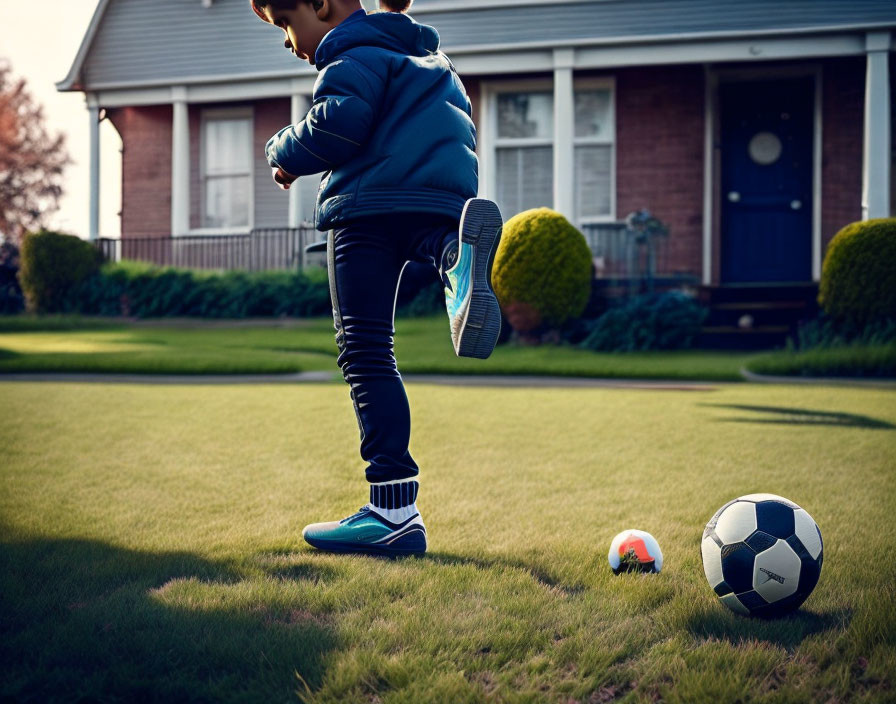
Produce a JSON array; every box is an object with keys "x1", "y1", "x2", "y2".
[
  {"x1": 250, "y1": 0, "x2": 321, "y2": 22},
  {"x1": 380, "y1": 0, "x2": 412, "y2": 11}
]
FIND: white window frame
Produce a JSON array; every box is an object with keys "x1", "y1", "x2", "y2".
[
  {"x1": 194, "y1": 107, "x2": 254, "y2": 235},
  {"x1": 481, "y1": 78, "x2": 554, "y2": 214},
  {"x1": 481, "y1": 75, "x2": 617, "y2": 226}
]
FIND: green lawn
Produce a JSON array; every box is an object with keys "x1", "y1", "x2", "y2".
[
  {"x1": 0, "y1": 315, "x2": 754, "y2": 381},
  {"x1": 2, "y1": 380, "x2": 894, "y2": 702}
]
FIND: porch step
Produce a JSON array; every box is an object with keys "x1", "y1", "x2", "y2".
[
  {"x1": 696, "y1": 326, "x2": 792, "y2": 350},
  {"x1": 696, "y1": 283, "x2": 819, "y2": 349}
]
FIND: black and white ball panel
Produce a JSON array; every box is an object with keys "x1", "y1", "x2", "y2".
[
  {"x1": 713, "y1": 500, "x2": 757, "y2": 545},
  {"x1": 793, "y1": 508, "x2": 823, "y2": 560},
  {"x1": 701, "y1": 495, "x2": 823, "y2": 616}
]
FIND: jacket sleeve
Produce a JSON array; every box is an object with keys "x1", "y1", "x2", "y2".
[{"x1": 265, "y1": 56, "x2": 383, "y2": 176}]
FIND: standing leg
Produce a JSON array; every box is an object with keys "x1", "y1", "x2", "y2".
[
  {"x1": 326, "y1": 220, "x2": 418, "y2": 483},
  {"x1": 301, "y1": 217, "x2": 427, "y2": 556}
]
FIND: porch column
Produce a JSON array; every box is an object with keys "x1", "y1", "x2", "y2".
[
  {"x1": 171, "y1": 86, "x2": 190, "y2": 236},
  {"x1": 87, "y1": 95, "x2": 100, "y2": 241},
  {"x1": 862, "y1": 31, "x2": 891, "y2": 220},
  {"x1": 288, "y1": 89, "x2": 310, "y2": 228},
  {"x1": 553, "y1": 48, "x2": 575, "y2": 221}
]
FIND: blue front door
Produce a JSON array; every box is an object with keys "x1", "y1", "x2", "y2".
[{"x1": 720, "y1": 77, "x2": 814, "y2": 283}]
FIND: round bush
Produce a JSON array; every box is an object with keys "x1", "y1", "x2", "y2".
[
  {"x1": 18, "y1": 230, "x2": 104, "y2": 314},
  {"x1": 819, "y1": 217, "x2": 896, "y2": 326},
  {"x1": 491, "y1": 208, "x2": 592, "y2": 333}
]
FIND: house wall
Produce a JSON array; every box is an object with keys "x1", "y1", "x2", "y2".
[
  {"x1": 107, "y1": 105, "x2": 173, "y2": 238},
  {"x1": 112, "y1": 99, "x2": 292, "y2": 236},
  {"x1": 612, "y1": 64, "x2": 706, "y2": 278},
  {"x1": 109, "y1": 56, "x2": 870, "y2": 269},
  {"x1": 253, "y1": 98, "x2": 292, "y2": 229}
]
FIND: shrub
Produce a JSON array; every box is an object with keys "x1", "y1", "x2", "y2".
[
  {"x1": 18, "y1": 230, "x2": 103, "y2": 314},
  {"x1": 818, "y1": 217, "x2": 896, "y2": 326},
  {"x1": 491, "y1": 208, "x2": 592, "y2": 334},
  {"x1": 579, "y1": 291, "x2": 708, "y2": 352},
  {"x1": 0, "y1": 240, "x2": 25, "y2": 314},
  {"x1": 68, "y1": 260, "x2": 333, "y2": 319},
  {"x1": 787, "y1": 313, "x2": 896, "y2": 351}
]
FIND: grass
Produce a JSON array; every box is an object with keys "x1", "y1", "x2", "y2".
[
  {"x1": 746, "y1": 342, "x2": 896, "y2": 379},
  {"x1": 2, "y1": 380, "x2": 895, "y2": 702},
  {"x1": 0, "y1": 314, "x2": 754, "y2": 381}
]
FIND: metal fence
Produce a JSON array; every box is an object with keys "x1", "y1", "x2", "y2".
[
  {"x1": 95, "y1": 227, "x2": 326, "y2": 272},
  {"x1": 580, "y1": 221, "x2": 670, "y2": 294},
  {"x1": 95, "y1": 221, "x2": 674, "y2": 290}
]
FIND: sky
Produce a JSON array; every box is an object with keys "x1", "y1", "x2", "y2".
[{"x1": 1, "y1": 0, "x2": 121, "y2": 240}]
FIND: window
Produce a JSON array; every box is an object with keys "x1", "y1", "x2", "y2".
[
  {"x1": 486, "y1": 79, "x2": 615, "y2": 227},
  {"x1": 574, "y1": 88, "x2": 613, "y2": 222},
  {"x1": 494, "y1": 91, "x2": 554, "y2": 217},
  {"x1": 202, "y1": 113, "x2": 252, "y2": 229}
]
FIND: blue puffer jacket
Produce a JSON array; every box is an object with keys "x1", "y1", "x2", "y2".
[{"x1": 265, "y1": 9, "x2": 478, "y2": 231}]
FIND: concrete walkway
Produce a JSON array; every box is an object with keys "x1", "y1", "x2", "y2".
[
  {"x1": 0, "y1": 370, "x2": 719, "y2": 390},
  {"x1": 0, "y1": 371, "x2": 892, "y2": 389}
]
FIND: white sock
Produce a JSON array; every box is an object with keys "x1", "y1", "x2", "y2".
[{"x1": 369, "y1": 479, "x2": 419, "y2": 523}]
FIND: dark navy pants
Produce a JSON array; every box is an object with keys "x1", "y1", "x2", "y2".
[{"x1": 327, "y1": 213, "x2": 458, "y2": 484}]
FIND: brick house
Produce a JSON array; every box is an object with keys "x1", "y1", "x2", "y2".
[{"x1": 58, "y1": 0, "x2": 894, "y2": 292}]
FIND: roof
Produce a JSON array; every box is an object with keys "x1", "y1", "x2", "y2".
[{"x1": 58, "y1": 0, "x2": 896, "y2": 91}]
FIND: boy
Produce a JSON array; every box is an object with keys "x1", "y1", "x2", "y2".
[{"x1": 252, "y1": 0, "x2": 503, "y2": 556}]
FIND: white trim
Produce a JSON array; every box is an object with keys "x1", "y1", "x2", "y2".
[
  {"x1": 171, "y1": 87, "x2": 190, "y2": 237},
  {"x1": 813, "y1": 64, "x2": 823, "y2": 280},
  {"x1": 478, "y1": 82, "x2": 491, "y2": 199},
  {"x1": 411, "y1": 0, "x2": 617, "y2": 12},
  {"x1": 706, "y1": 63, "x2": 824, "y2": 284},
  {"x1": 702, "y1": 66, "x2": 715, "y2": 285},
  {"x1": 861, "y1": 30, "x2": 892, "y2": 220},
  {"x1": 554, "y1": 49, "x2": 575, "y2": 221},
  {"x1": 62, "y1": 26, "x2": 891, "y2": 97},
  {"x1": 448, "y1": 23, "x2": 896, "y2": 56},
  {"x1": 197, "y1": 107, "x2": 254, "y2": 233},
  {"x1": 55, "y1": 0, "x2": 112, "y2": 91},
  {"x1": 570, "y1": 34, "x2": 868, "y2": 74},
  {"x1": 88, "y1": 101, "x2": 101, "y2": 242},
  {"x1": 92, "y1": 78, "x2": 317, "y2": 109},
  {"x1": 288, "y1": 93, "x2": 308, "y2": 229}
]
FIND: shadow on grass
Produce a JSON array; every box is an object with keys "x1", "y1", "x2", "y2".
[
  {"x1": 0, "y1": 534, "x2": 338, "y2": 702},
  {"x1": 684, "y1": 603, "x2": 852, "y2": 651},
  {"x1": 701, "y1": 403, "x2": 895, "y2": 430}
]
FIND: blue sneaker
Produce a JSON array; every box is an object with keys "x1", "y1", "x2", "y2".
[
  {"x1": 442, "y1": 198, "x2": 504, "y2": 359},
  {"x1": 302, "y1": 505, "x2": 427, "y2": 556}
]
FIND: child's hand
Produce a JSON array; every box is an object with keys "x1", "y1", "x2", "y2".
[{"x1": 272, "y1": 166, "x2": 298, "y2": 190}]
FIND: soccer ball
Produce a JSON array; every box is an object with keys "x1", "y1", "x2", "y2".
[
  {"x1": 701, "y1": 494, "x2": 823, "y2": 617},
  {"x1": 608, "y1": 529, "x2": 663, "y2": 574}
]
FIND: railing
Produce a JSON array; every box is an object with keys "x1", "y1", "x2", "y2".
[
  {"x1": 94, "y1": 227, "x2": 325, "y2": 272},
  {"x1": 580, "y1": 220, "x2": 670, "y2": 296}
]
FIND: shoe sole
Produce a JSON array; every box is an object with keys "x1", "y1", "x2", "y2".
[
  {"x1": 304, "y1": 528, "x2": 427, "y2": 557},
  {"x1": 455, "y1": 198, "x2": 503, "y2": 359}
]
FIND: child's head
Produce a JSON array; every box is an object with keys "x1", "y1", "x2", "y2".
[
  {"x1": 379, "y1": 0, "x2": 412, "y2": 11},
  {"x1": 251, "y1": 0, "x2": 362, "y2": 64}
]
